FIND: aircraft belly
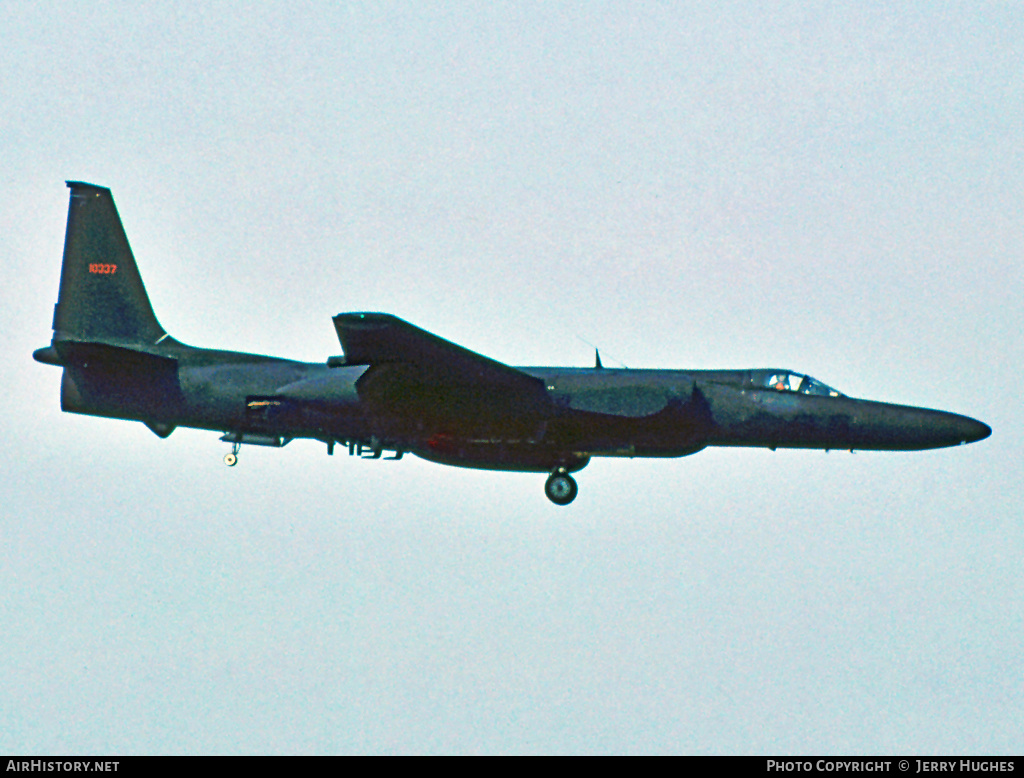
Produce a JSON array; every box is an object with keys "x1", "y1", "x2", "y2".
[
  {"x1": 411, "y1": 440, "x2": 589, "y2": 473},
  {"x1": 551, "y1": 412, "x2": 709, "y2": 458}
]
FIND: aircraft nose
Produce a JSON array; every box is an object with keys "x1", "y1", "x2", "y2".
[
  {"x1": 955, "y1": 415, "x2": 991, "y2": 445},
  {"x1": 926, "y1": 411, "x2": 991, "y2": 447},
  {"x1": 876, "y1": 406, "x2": 992, "y2": 450}
]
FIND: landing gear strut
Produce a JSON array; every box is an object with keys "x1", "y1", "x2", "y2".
[
  {"x1": 544, "y1": 468, "x2": 578, "y2": 506},
  {"x1": 224, "y1": 441, "x2": 240, "y2": 467}
]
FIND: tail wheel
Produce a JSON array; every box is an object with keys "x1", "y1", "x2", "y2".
[{"x1": 544, "y1": 470, "x2": 578, "y2": 506}]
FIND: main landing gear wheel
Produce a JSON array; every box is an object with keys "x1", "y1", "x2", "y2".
[
  {"x1": 224, "y1": 441, "x2": 240, "y2": 467},
  {"x1": 544, "y1": 469, "x2": 578, "y2": 506}
]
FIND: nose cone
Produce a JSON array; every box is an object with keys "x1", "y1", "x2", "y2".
[
  {"x1": 913, "y1": 409, "x2": 991, "y2": 449},
  {"x1": 850, "y1": 403, "x2": 992, "y2": 451},
  {"x1": 954, "y1": 415, "x2": 991, "y2": 445}
]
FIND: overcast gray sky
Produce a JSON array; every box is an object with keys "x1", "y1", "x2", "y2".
[{"x1": 2, "y1": 0, "x2": 1021, "y2": 754}]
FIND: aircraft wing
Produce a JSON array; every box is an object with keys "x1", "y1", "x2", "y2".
[{"x1": 332, "y1": 313, "x2": 551, "y2": 424}]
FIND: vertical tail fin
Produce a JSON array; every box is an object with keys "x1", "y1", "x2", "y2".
[{"x1": 53, "y1": 182, "x2": 168, "y2": 346}]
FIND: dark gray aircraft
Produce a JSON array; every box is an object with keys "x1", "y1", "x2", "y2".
[{"x1": 35, "y1": 182, "x2": 990, "y2": 504}]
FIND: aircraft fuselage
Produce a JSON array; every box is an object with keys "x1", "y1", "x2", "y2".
[
  {"x1": 36, "y1": 341, "x2": 990, "y2": 468},
  {"x1": 33, "y1": 181, "x2": 990, "y2": 505}
]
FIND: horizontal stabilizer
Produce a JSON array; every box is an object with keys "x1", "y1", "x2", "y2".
[
  {"x1": 56, "y1": 340, "x2": 183, "y2": 419},
  {"x1": 54, "y1": 340, "x2": 179, "y2": 372}
]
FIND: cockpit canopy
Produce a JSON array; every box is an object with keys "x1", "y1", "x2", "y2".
[{"x1": 749, "y1": 369, "x2": 844, "y2": 397}]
